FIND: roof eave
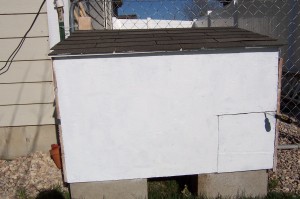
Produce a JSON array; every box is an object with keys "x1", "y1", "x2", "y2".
[{"x1": 49, "y1": 45, "x2": 282, "y2": 59}]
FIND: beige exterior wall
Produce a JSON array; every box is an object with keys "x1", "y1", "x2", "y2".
[
  {"x1": 0, "y1": 125, "x2": 57, "y2": 159},
  {"x1": 0, "y1": 0, "x2": 56, "y2": 159},
  {"x1": 0, "y1": 0, "x2": 47, "y2": 14},
  {"x1": 0, "y1": 14, "x2": 49, "y2": 38}
]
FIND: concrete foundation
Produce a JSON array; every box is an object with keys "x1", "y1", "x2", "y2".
[
  {"x1": 0, "y1": 125, "x2": 57, "y2": 159},
  {"x1": 198, "y1": 170, "x2": 268, "y2": 198},
  {"x1": 70, "y1": 179, "x2": 148, "y2": 199}
]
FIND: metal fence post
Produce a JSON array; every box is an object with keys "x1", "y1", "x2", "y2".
[{"x1": 233, "y1": 0, "x2": 238, "y2": 27}]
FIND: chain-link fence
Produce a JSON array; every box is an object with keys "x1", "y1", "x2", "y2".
[{"x1": 70, "y1": 0, "x2": 300, "y2": 123}]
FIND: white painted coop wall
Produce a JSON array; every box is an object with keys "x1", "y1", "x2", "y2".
[{"x1": 53, "y1": 51, "x2": 279, "y2": 183}]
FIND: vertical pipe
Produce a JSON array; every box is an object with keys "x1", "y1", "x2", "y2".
[
  {"x1": 57, "y1": 7, "x2": 65, "y2": 41},
  {"x1": 63, "y1": 0, "x2": 70, "y2": 37},
  {"x1": 46, "y1": 0, "x2": 60, "y2": 48},
  {"x1": 104, "y1": 0, "x2": 107, "y2": 29},
  {"x1": 69, "y1": 0, "x2": 79, "y2": 33},
  {"x1": 233, "y1": 0, "x2": 238, "y2": 27},
  {"x1": 54, "y1": 0, "x2": 65, "y2": 41},
  {"x1": 207, "y1": 11, "x2": 211, "y2": 27}
]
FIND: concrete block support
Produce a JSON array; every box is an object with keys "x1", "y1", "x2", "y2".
[
  {"x1": 70, "y1": 179, "x2": 148, "y2": 199},
  {"x1": 198, "y1": 170, "x2": 268, "y2": 198}
]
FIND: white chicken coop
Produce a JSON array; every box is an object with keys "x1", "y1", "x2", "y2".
[{"x1": 50, "y1": 27, "x2": 284, "y2": 183}]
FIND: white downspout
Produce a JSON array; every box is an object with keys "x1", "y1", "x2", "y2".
[
  {"x1": 46, "y1": 0, "x2": 60, "y2": 48},
  {"x1": 46, "y1": 0, "x2": 70, "y2": 49}
]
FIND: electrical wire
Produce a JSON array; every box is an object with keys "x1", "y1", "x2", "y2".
[{"x1": 0, "y1": 0, "x2": 46, "y2": 76}]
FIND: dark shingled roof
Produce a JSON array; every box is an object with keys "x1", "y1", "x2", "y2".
[{"x1": 49, "y1": 27, "x2": 284, "y2": 56}]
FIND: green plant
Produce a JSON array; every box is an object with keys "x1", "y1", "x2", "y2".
[
  {"x1": 15, "y1": 187, "x2": 33, "y2": 199},
  {"x1": 148, "y1": 179, "x2": 180, "y2": 199},
  {"x1": 268, "y1": 178, "x2": 279, "y2": 191}
]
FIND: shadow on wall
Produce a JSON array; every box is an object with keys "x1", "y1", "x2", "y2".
[{"x1": 0, "y1": 60, "x2": 57, "y2": 159}]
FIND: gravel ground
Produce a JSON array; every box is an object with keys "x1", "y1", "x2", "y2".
[
  {"x1": 0, "y1": 152, "x2": 67, "y2": 199},
  {"x1": 268, "y1": 121, "x2": 300, "y2": 194},
  {"x1": 278, "y1": 121, "x2": 300, "y2": 145}
]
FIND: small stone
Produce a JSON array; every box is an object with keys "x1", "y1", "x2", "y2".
[
  {"x1": 0, "y1": 152, "x2": 67, "y2": 198},
  {"x1": 268, "y1": 122, "x2": 299, "y2": 194}
]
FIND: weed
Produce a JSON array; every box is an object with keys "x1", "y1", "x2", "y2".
[
  {"x1": 15, "y1": 187, "x2": 32, "y2": 199},
  {"x1": 268, "y1": 178, "x2": 279, "y2": 191}
]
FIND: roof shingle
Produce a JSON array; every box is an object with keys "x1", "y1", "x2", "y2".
[{"x1": 49, "y1": 27, "x2": 285, "y2": 56}]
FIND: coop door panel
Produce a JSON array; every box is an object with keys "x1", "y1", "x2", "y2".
[{"x1": 218, "y1": 113, "x2": 276, "y2": 172}]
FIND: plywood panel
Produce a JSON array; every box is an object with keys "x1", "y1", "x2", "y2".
[
  {"x1": 0, "y1": 37, "x2": 49, "y2": 61},
  {"x1": 0, "y1": 82, "x2": 54, "y2": 105},
  {"x1": 54, "y1": 50, "x2": 278, "y2": 183},
  {"x1": 218, "y1": 113, "x2": 276, "y2": 172},
  {"x1": 0, "y1": 0, "x2": 47, "y2": 14},
  {"x1": 53, "y1": 51, "x2": 279, "y2": 183},
  {"x1": 54, "y1": 55, "x2": 223, "y2": 182},
  {"x1": 0, "y1": 14, "x2": 48, "y2": 38},
  {"x1": 0, "y1": 60, "x2": 52, "y2": 83},
  {"x1": 209, "y1": 53, "x2": 278, "y2": 115},
  {"x1": 0, "y1": 104, "x2": 55, "y2": 127}
]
